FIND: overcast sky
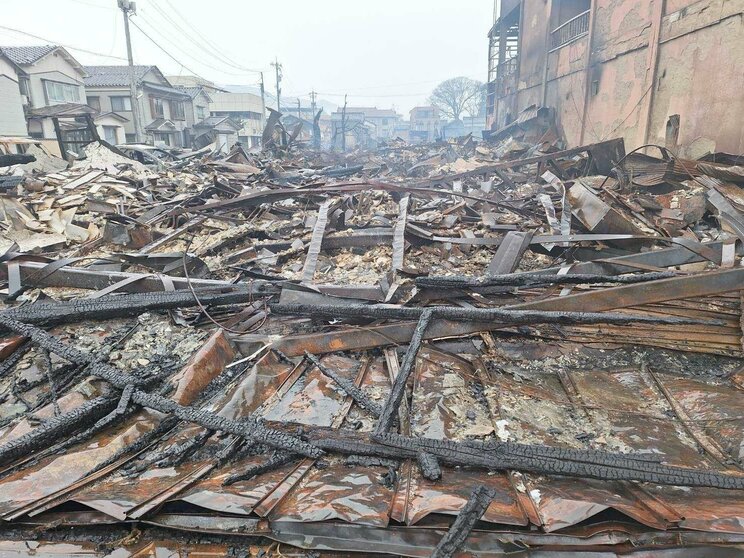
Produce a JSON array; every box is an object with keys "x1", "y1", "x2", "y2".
[{"x1": 1, "y1": 0, "x2": 494, "y2": 115}]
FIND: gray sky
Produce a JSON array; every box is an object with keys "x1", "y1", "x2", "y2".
[{"x1": 1, "y1": 0, "x2": 494, "y2": 115}]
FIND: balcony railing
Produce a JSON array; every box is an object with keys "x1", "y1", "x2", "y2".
[{"x1": 550, "y1": 10, "x2": 590, "y2": 50}]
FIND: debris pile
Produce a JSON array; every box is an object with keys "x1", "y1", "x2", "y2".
[{"x1": 2, "y1": 132, "x2": 744, "y2": 555}]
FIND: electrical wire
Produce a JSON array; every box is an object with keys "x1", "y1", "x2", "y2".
[
  {"x1": 159, "y1": 0, "x2": 264, "y2": 73},
  {"x1": 139, "y1": 0, "x2": 264, "y2": 76},
  {"x1": 127, "y1": 16, "x2": 206, "y2": 80},
  {"x1": 134, "y1": 12, "x2": 249, "y2": 77},
  {"x1": 0, "y1": 24, "x2": 128, "y2": 61}
]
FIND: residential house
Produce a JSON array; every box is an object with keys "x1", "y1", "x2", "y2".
[
  {"x1": 409, "y1": 106, "x2": 440, "y2": 143},
  {"x1": 0, "y1": 51, "x2": 27, "y2": 138},
  {"x1": 330, "y1": 108, "x2": 377, "y2": 150},
  {"x1": 84, "y1": 65, "x2": 192, "y2": 147},
  {"x1": 192, "y1": 116, "x2": 241, "y2": 152},
  {"x1": 393, "y1": 120, "x2": 410, "y2": 142},
  {"x1": 442, "y1": 115, "x2": 487, "y2": 139},
  {"x1": 209, "y1": 92, "x2": 265, "y2": 147},
  {"x1": 0, "y1": 45, "x2": 101, "y2": 154},
  {"x1": 486, "y1": 0, "x2": 744, "y2": 157},
  {"x1": 344, "y1": 107, "x2": 401, "y2": 140},
  {"x1": 167, "y1": 75, "x2": 224, "y2": 96}
]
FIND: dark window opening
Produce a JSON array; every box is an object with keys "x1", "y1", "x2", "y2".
[{"x1": 87, "y1": 96, "x2": 101, "y2": 112}]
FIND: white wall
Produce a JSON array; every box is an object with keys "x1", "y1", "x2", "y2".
[
  {"x1": 0, "y1": 57, "x2": 27, "y2": 136},
  {"x1": 24, "y1": 50, "x2": 85, "y2": 108}
]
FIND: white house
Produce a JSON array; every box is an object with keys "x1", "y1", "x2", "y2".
[
  {"x1": 0, "y1": 51, "x2": 27, "y2": 138},
  {"x1": 0, "y1": 45, "x2": 88, "y2": 143},
  {"x1": 85, "y1": 65, "x2": 192, "y2": 147}
]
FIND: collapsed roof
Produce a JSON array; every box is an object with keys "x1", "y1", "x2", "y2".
[{"x1": 1, "y1": 126, "x2": 744, "y2": 556}]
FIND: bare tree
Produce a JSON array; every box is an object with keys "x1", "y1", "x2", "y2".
[
  {"x1": 429, "y1": 77, "x2": 484, "y2": 122},
  {"x1": 465, "y1": 83, "x2": 487, "y2": 119}
]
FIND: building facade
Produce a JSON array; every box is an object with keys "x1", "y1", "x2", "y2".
[
  {"x1": 409, "y1": 106, "x2": 441, "y2": 143},
  {"x1": 209, "y1": 91, "x2": 265, "y2": 147},
  {"x1": 84, "y1": 65, "x2": 191, "y2": 147},
  {"x1": 343, "y1": 107, "x2": 401, "y2": 140},
  {"x1": 486, "y1": 0, "x2": 744, "y2": 157},
  {"x1": 0, "y1": 45, "x2": 88, "y2": 142},
  {"x1": 0, "y1": 52, "x2": 27, "y2": 137}
]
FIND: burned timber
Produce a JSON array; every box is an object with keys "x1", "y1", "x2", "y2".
[{"x1": 1, "y1": 128, "x2": 744, "y2": 557}]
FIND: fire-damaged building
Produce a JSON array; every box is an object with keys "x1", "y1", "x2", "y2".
[{"x1": 486, "y1": 0, "x2": 744, "y2": 157}]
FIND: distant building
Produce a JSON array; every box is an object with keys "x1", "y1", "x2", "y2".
[
  {"x1": 167, "y1": 75, "x2": 223, "y2": 96},
  {"x1": 329, "y1": 106, "x2": 402, "y2": 149},
  {"x1": 192, "y1": 116, "x2": 241, "y2": 152},
  {"x1": 486, "y1": 0, "x2": 744, "y2": 156},
  {"x1": 343, "y1": 107, "x2": 401, "y2": 140},
  {"x1": 393, "y1": 120, "x2": 410, "y2": 142},
  {"x1": 409, "y1": 106, "x2": 440, "y2": 143},
  {"x1": 209, "y1": 92, "x2": 265, "y2": 147},
  {"x1": 442, "y1": 115, "x2": 487, "y2": 139},
  {"x1": 85, "y1": 65, "x2": 191, "y2": 147},
  {"x1": 330, "y1": 108, "x2": 376, "y2": 150}
]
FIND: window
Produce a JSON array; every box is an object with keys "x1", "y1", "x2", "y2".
[
  {"x1": 153, "y1": 132, "x2": 171, "y2": 146},
  {"x1": 103, "y1": 125, "x2": 118, "y2": 144},
  {"x1": 87, "y1": 96, "x2": 101, "y2": 112},
  {"x1": 44, "y1": 80, "x2": 80, "y2": 104},
  {"x1": 170, "y1": 100, "x2": 185, "y2": 120},
  {"x1": 150, "y1": 97, "x2": 164, "y2": 118},
  {"x1": 111, "y1": 96, "x2": 132, "y2": 111},
  {"x1": 550, "y1": 0, "x2": 591, "y2": 49},
  {"x1": 125, "y1": 133, "x2": 136, "y2": 143},
  {"x1": 19, "y1": 77, "x2": 30, "y2": 98},
  {"x1": 196, "y1": 105, "x2": 206, "y2": 120},
  {"x1": 382, "y1": 118, "x2": 389, "y2": 125}
]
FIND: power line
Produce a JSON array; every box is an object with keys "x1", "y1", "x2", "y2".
[
  {"x1": 159, "y1": 0, "x2": 263, "y2": 74},
  {"x1": 127, "y1": 16, "x2": 206, "y2": 79},
  {"x1": 142, "y1": 0, "x2": 263, "y2": 75},
  {"x1": 0, "y1": 24, "x2": 128, "y2": 61},
  {"x1": 134, "y1": 12, "x2": 249, "y2": 77}
]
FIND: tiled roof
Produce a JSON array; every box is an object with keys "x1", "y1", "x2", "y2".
[
  {"x1": 0, "y1": 45, "x2": 57, "y2": 65},
  {"x1": 175, "y1": 86, "x2": 203, "y2": 99},
  {"x1": 142, "y1": 82, "x2": 190, "y2": 99},
  {"x1": 27, "y1": 103, "x2": 95, "y2": 117},
  {"x1": 83, "y1": 65, "x2": 153, "y2": 87},
  {"x1": 145, "y1": 118, "x2": 176, "y2": 131},
  {"x1": 195, "y1": 116, "x2": 240, "y2": 130}
]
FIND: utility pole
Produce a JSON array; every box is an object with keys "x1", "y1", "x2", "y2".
[
  {"x1": 271, "y1": 58, "x2": 282, "y2": 112},
  {"x1": 117, "y1": 0, "x2": 143, "y2": 143},
  {"x1": 309, "y1": 90, "x2": 317, "y2": 116},
  {"x1": 340, "y1": 94, "x2": 348, "y2": 152},
  {"x1": 259, "y1": 71, "x2": 266, "y2": 126}
]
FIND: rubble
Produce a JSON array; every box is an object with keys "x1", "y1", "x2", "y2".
[{"x1": 2, "y1": 131, "x2": 744, "y2": 556}]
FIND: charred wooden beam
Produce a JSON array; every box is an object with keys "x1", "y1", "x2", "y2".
[
  {"x1": 417, "y1": 451, "x2": 441, "y2": 481},
  {"x1": 431, "y1": 485, "x2": 497, "y2": 558},
  {"x1": 260, "y1": 424, "x2": 744, "y2": 490},
  {"x1": 222, "y1": 451, "x2": 299, "y2": 486},
  {"x1": 0, "y1": 394, "x2": 118, "y2": 466},
  {"x1": 374, "y1": 309, "x2": 432, "y2": 436},
  {"x1": 0, "y1": 316, "x2": 322, "y2": 459},
  {"x1": 270, "y1": 303, "x2": 721, "y2": 327},
  {"x1": 416, "y1": 271, "x2": 677, "y2": 289},
  {"x1": 0, "y1": 286, "x2": 273, "y2": 333},
  {"x1": 304, "y1": 352, "x2": 382, "y2": 417}
]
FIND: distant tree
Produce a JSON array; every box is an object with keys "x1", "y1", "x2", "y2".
[
  {"x1": 465, "y1": 82, "x2": 487, "y2": 118},
  {"x1": 429, "y1": 77, "x2": 484, "y2": 122}
]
